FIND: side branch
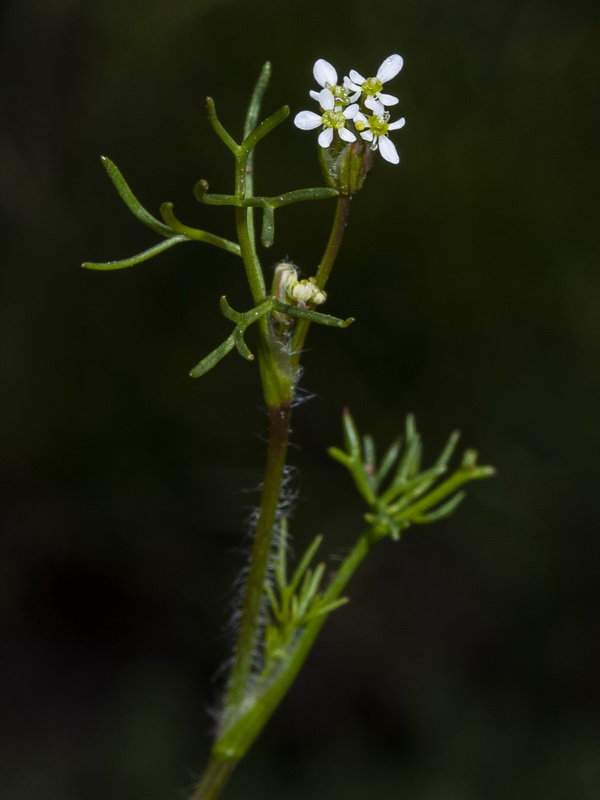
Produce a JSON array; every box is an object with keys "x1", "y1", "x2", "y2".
[
  {"x1": 189, "y1": 296, "x2": 353, "y2": 378},
  {"x1": 82, "y1": 156, "x2": 241, "y2": 270}
]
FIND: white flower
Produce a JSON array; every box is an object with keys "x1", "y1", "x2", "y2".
[
  {"x1": 344, "y1": 54, "x2": 403, "y2": 110},
  {"x1": 309, "y1": 59, "x2": 353, "y2": 107},
  {"x1": 353, "y1": 111, "x2": 406, "y2": 164},
  {"x1": 294, "y1": 88, "x2": 359, "y2": 148}
]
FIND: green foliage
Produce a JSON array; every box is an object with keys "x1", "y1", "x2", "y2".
[
  {"x1": 189, "y1": 295, "x2": 354, "y2": 378},
  {"x1": 263, "y1": 522, "x2": 349, "y2": 672},
  {"x1": 83, "y1": 59, "x2": 495, "y2": 800},
  {"x1": 82, "y1": 66, "x2": 338, "y2": 271},
  {"x1": 81, "y1": 156, "x2": 241, "y2": 270},
  {"x1": 194, "y1": 179, "x2": 337, "y2": 248},
  {"x1": 329, "y1": 410, "x2": 496, "y2": 541}
]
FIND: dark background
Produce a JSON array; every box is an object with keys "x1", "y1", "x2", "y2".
[{"x1": 1, "y1": 0, "x2": 599, "y2": 798}]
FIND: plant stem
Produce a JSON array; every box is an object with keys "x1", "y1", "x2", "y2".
[
  {"x1": 195, "y1": 81, "x2": 353, "y2": 800},
  {"x1": 314, "y1": 194, "x2": 353, "y2": 289},
  {"x1": 219, "y1": 400, "x2": 291, "y2": 724},
  {"x1": 192, "y1": 527, "x2": 375, "y2": 800},
  {"x1": 235, "y1": 204, "x2": 266, "y2": 305},
  {"x1": 266, "y1": 528, "x2": 373, "y2": 706},
  {"x1": 291, "y1": 195, "x2": 352, "y2": 366},
  {"x1": 267, "y1": 527, "x2": 374, "y2": 704},
  {"x1": 190, "y1": 754, "x2": 238, "y2": 800},
  {"x1": 197, "y1": 195, "x2": 353, "y2": 799},
  {"x1": 207, "y1": 528, "x2": 377, "y2": 765}
]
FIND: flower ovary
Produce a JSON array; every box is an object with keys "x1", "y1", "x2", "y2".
[
  {"x1": 368, "y1": 115, "x2": 389, "y2": 136},
  {"x1": 362, "y1": 77, "x2": 384, "y2": 96},
  {"x1": 331, "y1": 85, "x2": 350, "y2": 105},
  {"x1": 322, "y1": 109, "x2": 348, "y2": 130}
]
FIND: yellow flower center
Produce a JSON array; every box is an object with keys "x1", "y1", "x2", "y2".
[
  {"x1": 322, "y1": 110, "x2": 347, "y2": 129},
  {"x1": 331, "y1": 85, "x2": 350, "y2": 105},
  {"x1": 361, "y1": 77, "x2": 383, "y2": 96},
  {"x1": 367, "y1": 115, "x2": 389, "y2": 137}
]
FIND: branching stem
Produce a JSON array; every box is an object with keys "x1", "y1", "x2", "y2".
[
  {"x1": 194, "y1": 75, "x2": 355, "y2": 800},
  {"x1": 84, "y1": 59, "x2": 493, "y2": 800}
]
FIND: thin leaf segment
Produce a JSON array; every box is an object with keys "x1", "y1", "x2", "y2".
[{"x1": 329, "y1": 411, "x2": 496, "y2": 541}]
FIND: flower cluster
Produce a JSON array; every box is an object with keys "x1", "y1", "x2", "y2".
[
  {"x1": 294, "y1": 55, "x2": 406, "y2": 165},
  {"x1": 274, "y1": 261, "x2": 327, "y2": 309}
]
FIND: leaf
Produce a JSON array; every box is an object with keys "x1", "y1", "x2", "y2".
[
  {"x1": 100, "y1": 156, "x2": 173, "y2": 237},
  {"x1": 241, "y1": 105, "x2": 290, "y2": 154},
  {"x1": 375, "y1": 437, "x2": 401, "y2": 488},
  {"x1": 409, "y1": 491, "x2": 466, "y2": 523},
  {"x1": 82, "y1": 235, "x2": 189, "y2": 271},
  {"x1": 289, "y1": 536, "x2": 323, "y2": 596},
  {"x1": 244, "y1": 61, "x2": 272, "y2": 140},
  {"x1": 205, "y1": 97, "x2": 240, "y2": 155},
  {"x1": 189, "y1": 334, "x2": 239, "y2": 378},
  {"x1": 341, "y1": 409, "x2": 361, "y2": 458},
  {"x1": 159, "y1": 203, "x2": 241, "y2": 256}
]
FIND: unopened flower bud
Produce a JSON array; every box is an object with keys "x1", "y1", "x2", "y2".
[
  {"x1": 306, "y1": 277, "x2": 327, "y2": 305},
  {"x1": 273, "y1": 261, "x2": 299, "y2": 303},
  {"x1": 319, "y1": 138, "x2": 373, "y2": 196}
]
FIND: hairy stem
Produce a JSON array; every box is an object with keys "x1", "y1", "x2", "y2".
[
  {"x1": 196, "y1": 192, "x2": 351, "y2": 800},
  {"x1": 219, "y1": 401, "x2": 292, "y2": 724},
  {"x1": 206, "y1": 528, "x2": 377, "y2": 766},
  {"x1": 195, "y1": 80, "x2": 351, "y2": 800}
]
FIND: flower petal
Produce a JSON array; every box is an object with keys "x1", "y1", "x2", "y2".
[
  {"x1": 360, "y1": 130, "x2": 374, "y2": 142},
  {"x1": 294, "y1": 110, "x2": 323, "y2": 130},
  {"x1": 318, "y1": 127, "x2": 334, "y2": 148},
  {"x1": 343, "y1": 103, "x2": 360, "y2": 119},
  {"x1": 379, "y1": 135, "x2": 399, "y2": 164},
  {"x1": 309, "y1": 90, "x2": 321, "y2": 102},
  {"x1": 338, "y1": 127, "x2": 356, "y2": 142},
  {"x1": 376, "y1": 54, "x2": 403, "y2": 83},
  {"x1": 387, "y1": 116, "x2": 406, "y2": 131},
  {"x1": 313, "y1": 59, "x2": 337, "y2": 88},
  {"x1": 348, "y1": 69, "x2": 366, "y2": 85},
  {"x1": 318, "y1": 88, "x2": 335, "y2": 110},
  {"x1": 365, "y1": 96, "x2": 384, "y2": 114},
  {"x1": 376, "y1": 92, "x2": 399, "y2": 106}
]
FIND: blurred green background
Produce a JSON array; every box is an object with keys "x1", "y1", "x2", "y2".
[{"x1": 1, "y1": 0, "x2": 599, "y2": 798}]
